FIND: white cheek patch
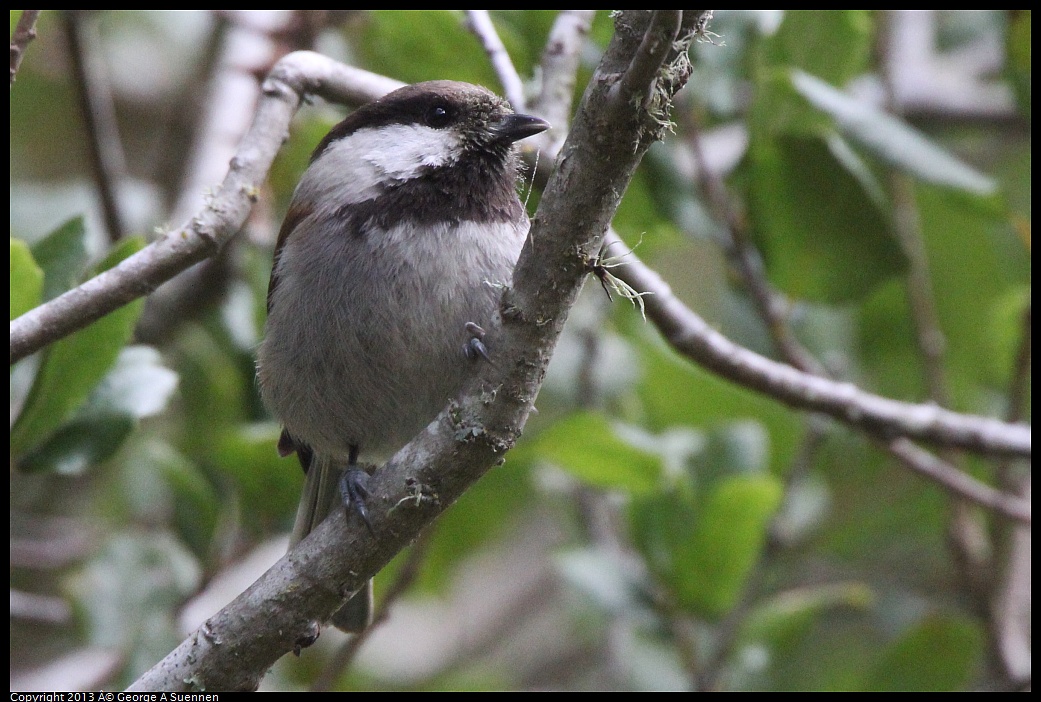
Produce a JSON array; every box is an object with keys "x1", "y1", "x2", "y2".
[
  {"x1": 359, "y1": 124, "x2": 463, "y2": 178},
  {"x1": 297, "y1": 124, "x2": 463, "y2": 207}
]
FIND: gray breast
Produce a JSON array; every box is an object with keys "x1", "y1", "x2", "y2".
[{"x1": 257, "y1": 215, "x2": 526, "y2": 461}]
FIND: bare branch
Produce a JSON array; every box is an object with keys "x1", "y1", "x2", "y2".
[
  {"x1": 9, "y1": 53, "x2": 403, "y2": 365},
  {"x1": 525, "y1": 10, "x2": 596, "y2": 185},
  {"x1": 882, "y1": 438, "x2": 1029, "y2": 523},
  {"x1": 992, "y1": 302, "x2": 1031, "y2": 682},
  {"x1": 9, "y1": 9, "x2": 41, "y2": 88},
  {"x1": 138, "y1": 11, "x2": 300, "y2": 343},
  {"x1": 993, "y1": 476, "x2": 1032, "y2": 684},
  {"x1": 602, "y1": 232, "x2": 1031, "y2": 460},
  {"x1": 465, "y1": 10, "x2": 527, "y2": 111},
  {"x1": 617, "y1": 10, "x2": 682, "y2": 110},
  {"x1": 62, "y1": 10, "x2": 128, "y2": 244},
  {"x1": 890, "y1": 173, "x2": 953, "y2": 404},
  {"x1": 686, "y1": 110, "x2": 825, "y2": 375},
  {"x1": 531, "y1": 10, "x2": 596, "y2": 151}
]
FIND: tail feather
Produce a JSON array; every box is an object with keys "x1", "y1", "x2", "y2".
[{"x1": 291, "y1": 453, "x2": 373, "y2": 633}]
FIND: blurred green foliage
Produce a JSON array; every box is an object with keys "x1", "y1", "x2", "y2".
[{"x1": 9, "y1": 10, "x2": 1030, "y2": 692}]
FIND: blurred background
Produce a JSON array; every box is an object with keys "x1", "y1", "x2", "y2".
[{"x1": 9, "y1": 10, "x2": 1031, "y2": 691}]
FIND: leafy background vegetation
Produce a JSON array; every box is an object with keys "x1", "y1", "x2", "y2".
[{"x1": 10, "y1": 10, "x2": 1030, "y2": 691}]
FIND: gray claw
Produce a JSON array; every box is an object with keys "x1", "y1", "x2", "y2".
[{"x1": 463, "y1": 322, "x2": 492, "y2": 363}]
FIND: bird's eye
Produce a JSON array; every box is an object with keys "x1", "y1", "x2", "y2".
[{"x1": 425, "y1": 103, "x2": 453, "y2": 128}]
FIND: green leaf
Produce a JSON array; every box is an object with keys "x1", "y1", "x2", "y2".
[
  {"x1": 29, "y1": 216, "x2": 89, "y2": 301},
  {"x1": 84, "y1": 345, "x2": 179, "y2": 419},
  {"x1": 985, "y1": 285, "x2": 1031, "y2": 385},
  {"x1": 636, "y1": 342, "x2": 802, "y2": 476},
  {"x1": 1006, "y1": 10, "x2": 1031, "y2": 118},
  {"x1": 10, "y1": 236, "x2": 146, "y2": 457},
  {"x1": 629, "y1": 489, "x2": 699, "y2": 588},
  {"x1": 101, "y1": 438, "x2": 221, "y2": 558},
  {"x1": 521, "y1": 411, "x2": 664, "y2": 494},
  {"x1": 864, "y1": 615, "x2": 984, "y2": 692},
  {"x1": 10, "y1": 238, "x2": 43, "y2": 320},
  {"x1": 856, "y1": 279, "x2": 927, "y2": 401},
  {"x1": 677, "y1": 475, "x2": 783, "y2": 617},
  {"x1": 20, "y1": 346, "x2": 179, "y2": 475},
  {"x1": 763, "y1": 10, "x2": 873, "y2": 86},
  {"x1": 414, "y1": 455, "x2": 533, "y2": 594},
  {"x1": 740, "y1": 582, "x2": 875, "y2": 651},
  {"x1": 156, "y1": 444, "x2": 223, "y2": 557},
  {"x1": 913, "y1": 183, "x2": 1028, "y2": 396},
  {"x1": 724, "y1": 581, "x2": 875, "y2": 690},
  {"x1": 212, "y1": 422, "x2": 304, "y2": 530},
  {"x1": 355, "y1": 11, "x2": 498, "y2": 86},
  {"x1": 69, "y1": 531, "x2": 200, "y2": 676},
  {"x1": 749, "y1": 68, "x2": 833, "y2": 138},
  {"x1": 791, "y1": 71, "x2": 997, "y2": 195},
  {"x1": 695, "y1": 421, "x2": 771, "y2": 486},
  {"x1": 747, "y1": 135, "x2": 906, "y2": 302},
  {"x1": 20, "y1": 414, "x2": 136, "y2": 475},
  {"x1": 631, "y1": 475, "x2": 783, "y2": 619}
]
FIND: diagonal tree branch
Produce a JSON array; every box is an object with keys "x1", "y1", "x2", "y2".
[
  {"x1": 528, "y1": 9, "x2": 596, "y2": 182},
  {"x1": 602, "y1": 231, "x2": 1031, "y2": 518},
  {"x1": 618, "y1": 10, "x2": 684, "y2": 112},
  {"x1": 63, "y1": 10, "x2": 129, "y2": 244},
  {"x1": 601, "y1": 233, "x2": 1031, "y2": 462},
  {"x1": 9, "y1": 9, "x2": 41, "y2": 88},
  {"x1": 465, "y1": 10, "x2": 527, "y2": 111},
  {"x1": 531, "y1": 10, "x2": 595, "y2": 132}
]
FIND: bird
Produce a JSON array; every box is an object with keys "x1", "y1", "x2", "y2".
[{"x1": 256, "y1": 80, "x2": 549, "y2": 631}]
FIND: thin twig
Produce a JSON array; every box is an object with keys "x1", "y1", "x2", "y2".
[
  {"x1": 882, "y1": 438, "x2": 1029, "y2": 522},
  {"x1": 880, "y1": 14, "x2": 1006, "y2": 664},
  {"x1": 686, "y1": 111, "x2": 824, "y2": 375},
  {"x1": 991, "y1": 301, "x2": 1031, "y2": 683},
  {"x1": 618, "y1": 10, "x2": 683, "y2": 111},
  {"x1": 530, "y1": 10, "x2": 596, "y2": 156},
  {"x1": 135, "y1": 15, "x2": 234, "y2": 345},
  {"x1": 992, "y1": 476, "x2": 1032, "y2": 685},
  {"x1": 152, "y1": 11, "x2": 231, "y2": 213},
  {"x1": 10, "y1": 9, "x2": 41, "y2": 88},
  {"x1": 465, "y1": 10, "x2": 526, "y2": 111},
  {"x1": 62, "y1": 10, "x2": 128, "y2": 244},
  {"x1": 138, "y1": 10, "x2": 298, "y2": 344},
  {"x1": 890, "y1": 172, "x2": 952, "y2": 405},
  {"x1": 602, "y1": 232, "x2": 1032, "y2": 467}
]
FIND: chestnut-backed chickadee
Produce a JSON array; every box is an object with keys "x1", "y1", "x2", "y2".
[{"x1": 257, "y1": 80, "x2": 549, "y2": 631}]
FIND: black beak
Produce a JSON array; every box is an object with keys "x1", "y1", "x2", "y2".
[{"x1": 494, "y1": 113, "x2": 551, "y2": 144}]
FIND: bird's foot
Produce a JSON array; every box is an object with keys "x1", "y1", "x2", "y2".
[
  {"x1": 339, "y1": 465, "x2": 374, "y2": 535},
  {"x1": 463, "y1": 321, "x2": 492, "y2": 363}
]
